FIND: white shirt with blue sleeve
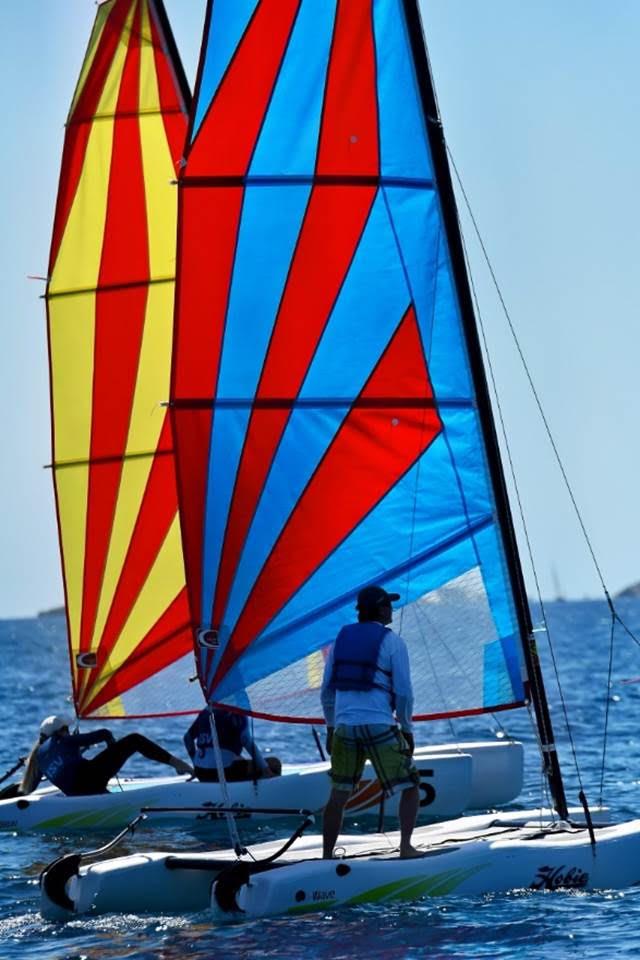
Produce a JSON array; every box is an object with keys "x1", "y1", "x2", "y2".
[{"x1": 320, "y1": 623, "x2": 414, "y2": 732}]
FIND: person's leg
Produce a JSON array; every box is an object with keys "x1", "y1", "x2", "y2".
[
  {"x1": 224, "y1": 756, "x2": 282, "y2": 781},
  {"x1": 266, "y1": 756, "x2": 282, "y2": 776},
  {"x1": 84, "y1": 734, "x2": 191, "y2": 789},
  {"x1": 322, "y1": 726, "x2": 364, "y2": 857},
  {"x1": 194, "y1": 765, "x2": 219, "y2": 782},
  {"x1": 0, "y1": 782, "x2": 22, "y2": 800},
  {"x1": 322, "y1": 788, "x2": 350, "y2": 858},
  {"x1": 398, "y1": 784, "x2": 421, "y2": 857},
  {"x1": 364, "y1": 726, "x2": 422, "y2": 857},
  {"x1": 224, "y1": 759, "x2": 253, "y2": 781}
]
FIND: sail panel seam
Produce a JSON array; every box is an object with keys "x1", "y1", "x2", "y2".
[
  {"x1": 68, "y1": 106, "x2": 186, "y2": 127},
  {"x1": 47, "y1": 276, "x2": 174, "y2": 300},
  {"x1": 169, "y1": 397, "x2": 472, "y2": 410},
  {"x1": 180, "y1": 175, "x2": 433, "y2": 188}
]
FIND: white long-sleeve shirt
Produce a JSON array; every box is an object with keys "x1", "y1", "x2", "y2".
[{"x1": 320, "y1": 624, "x2": 414, "y2": 732}]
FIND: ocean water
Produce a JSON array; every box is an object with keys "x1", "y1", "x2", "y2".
[{"x1": 1, "y1": 599, "x2": 640, "y2": 959}]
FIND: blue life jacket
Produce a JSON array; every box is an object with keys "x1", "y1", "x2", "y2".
[
  {"x1": 37, "y1": 733, "x2": 87, "y2": 795},
  {"x1": 329, "y1": 622, "x2": 392, "y2": 692}
]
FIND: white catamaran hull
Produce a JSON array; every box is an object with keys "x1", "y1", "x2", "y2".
[
  {"x1": 40, "y1": 807, "x2": 636, "y2": 921},
  {"x1": 1, "y1": 741, "x2": 521, "y2": 832},
  {"x1": 222, "y1": 815, "x2": 640, "y2": 920}
]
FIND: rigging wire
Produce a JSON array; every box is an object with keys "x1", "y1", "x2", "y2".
[
  {"x1": 446, "y1": 141, "x2": 640, "y2": 645},
  {"x1": 527, "y1": 703, "x2": 555, "y2": 822},
  {"x1": 379, "y1": 185, "x2": 438, "y2": 638},
  {"x1": 448, "y1": 152, "x2": 586, "y2": 794},
  {"x1": 599, "y1": 614, "x2": 617, "y2": 805},
  {"x1": 0, "y1": 756, "x2": 26, "y2": 785},
  {"x1": 382, "y1": 183, "x2": 509, "y2": 742},
  {"x1": 446, "y1": 148, "x2": 603, "y2": 595},
  {"x1": 448, "y1": 135, "x2": 640, "y2": 799},
  {"x1": 448, "y1": 137, "x2": 640, "y2": 809},
  {"x1": 208, "y1": 708, "x2": 244, "y2": 855}
]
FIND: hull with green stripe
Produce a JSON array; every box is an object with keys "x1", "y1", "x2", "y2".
[
  {"x1": 4, "y1": 742, "x2": 521, "y2": 832},
  {"x1": 221, "y1": 814, "x2": 640, "y2": 920}
]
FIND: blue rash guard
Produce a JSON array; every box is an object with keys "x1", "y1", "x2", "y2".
[{"x1": 36, "y1": 729, "x2": 113, "y2": 795}]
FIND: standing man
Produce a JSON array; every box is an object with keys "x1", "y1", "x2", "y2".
[{"x1": 321, "y1": 584, "x2": 421, "y2": 858}]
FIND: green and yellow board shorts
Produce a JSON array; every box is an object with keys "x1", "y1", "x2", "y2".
[{"x1": 330, "y1": 724, "x2": 420, "y2": 795}]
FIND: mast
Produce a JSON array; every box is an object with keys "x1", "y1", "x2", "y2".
[{"x1": 402, "y1": 0, "x2": 568, "y2": 819}]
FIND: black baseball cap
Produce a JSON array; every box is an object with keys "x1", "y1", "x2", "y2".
[{"x1": 356, "y1": 585, "x2": 400, "y2": 610}]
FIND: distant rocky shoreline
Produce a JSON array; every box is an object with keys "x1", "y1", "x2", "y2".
[
  {"x1": 37, "y1": 606, "x2": 65, "y2": 618},
  {"x1": 615, "y1": 582, "x2": 640, "y2": 599}
]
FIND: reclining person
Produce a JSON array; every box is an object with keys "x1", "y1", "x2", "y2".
[
  {"x1": 19, "y1": 715, "x2": 192, "y2": 796},
  {"x1": 184, "y1": 707, "x2": 281, "y2": 782}
]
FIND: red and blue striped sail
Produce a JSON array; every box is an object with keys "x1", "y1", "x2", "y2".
[{"x1": 171, "y1": 0, "x2": 528, "y2": 722}]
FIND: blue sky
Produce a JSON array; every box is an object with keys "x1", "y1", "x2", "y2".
[{"x1": 1, "y1": 1, "x2": 639, "y2": 617}]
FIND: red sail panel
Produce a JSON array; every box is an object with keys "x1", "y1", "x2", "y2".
[
  {"x1": 172, "y1": 0, "x2": 301, "y2": 627},
  {"x1": 209, "y1": 307, "x2": 442, "y2": 692}
]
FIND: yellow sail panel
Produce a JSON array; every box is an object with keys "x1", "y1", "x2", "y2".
[
  {"x1": 139, "y1": 119, "x2": 179, "y2": 278},
  {"x1": 48, "y1": 294, "x2": 96, "y2": 466},
  {"x1": 68, "y1": 1, "x2": 123, "y2": 120},
  {"x1": 90, "y1": 282, "x2": 175, "y2": 661},
  {"x1": 305, "y1": 650, "x2": 326, "y2": 691},
  {"x1": 53, "y1": 465, "x2": 90, "y2": 689},
  {"x1": 138, "y1": 0, "x2": 165, "y2": 115},
  {"x1": 125, "y1": 282, "x2": 175, "y2": 454},
  {"x1": 80, "y1": 517, "x2": 187, "y2": 714},
  {"x1": 46, "y1": 0, "x2": 194, "y2": 718},
  {"x1": 48, "y1": 120, "x2": 115, "y2": 297}
]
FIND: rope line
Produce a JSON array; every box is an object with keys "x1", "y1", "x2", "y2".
[
  {"x1": 450, "y1": 148, "x2": 585, "y2": 791},
  {"x1": 445, "y1": 144, "x2": 617, "y2": 600},
  {"x1": 599, "y1": 612, "x2": 617, "y2": 804}
]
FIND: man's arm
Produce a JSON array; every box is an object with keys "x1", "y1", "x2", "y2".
[
  {"x1": 20, "y1": 752, "x2": 43, "y2": 794},
  {"x1": 183, "y1": 717, "x2": 198, "y2": 759},
  {"x1": 73, "y1": 729, "x2": 115, "y2": 749},
  {"x1": 320, "y1": 646, "x2": 336, "y2": 726},
  {"x1": 389, "y1": 635, "x2": 414, "y2": 735},
  {"x1": 320, "y1": 646, "x2": 336, "y2": 753},
  {"x1": 240, "y1": 727, "x2": 269, "y2": 774}
]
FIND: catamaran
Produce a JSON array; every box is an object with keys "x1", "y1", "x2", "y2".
[
  {"x1": 1, "y1": 0, "x2": 522, "y2": 835},
  {"x1": 38, "y1": 0, "x2": 640, "y2": 921}
]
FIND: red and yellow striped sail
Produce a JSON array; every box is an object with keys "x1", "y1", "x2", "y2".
[{"x1": 46, "y1": 0, "x2": 199, "y2": 718}]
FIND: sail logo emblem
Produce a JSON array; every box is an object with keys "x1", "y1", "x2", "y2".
[
  {"x1": 530, "y1": 865, "x2": 589, "y2": 890},
  {"x1": 76, "y1": 652, "x2": 98, "y2": 669},
  {"x1": 197, "y1": 627, "x2": 220, "y2": 649}
]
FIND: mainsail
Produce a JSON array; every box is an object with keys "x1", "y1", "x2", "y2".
[
  {"x1": 172, "y1": 0, "x2": 530, "y2": 724},
  {"x1": 47, "y1": 0, "x2": 199, "y2": 718}
]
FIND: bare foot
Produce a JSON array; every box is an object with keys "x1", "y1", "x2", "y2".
[
  {"x1": 172, "y1": 758, "x2": 193, "y2": 776},
  {"x1": 399, "y1": 845, "x2": 425, "y2": 859}
]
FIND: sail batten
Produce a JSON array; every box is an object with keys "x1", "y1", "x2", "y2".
[
  {"x1": 47, "y1": 0, "x2": 199, "y2": 719},
  {"x1": 172, "y1": 0, "x2": 528, "y2": 724}
]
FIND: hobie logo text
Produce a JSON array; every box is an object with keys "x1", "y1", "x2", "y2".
[{"x1": 530, "y1": 865, "x2": 589, "y2": 890}]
